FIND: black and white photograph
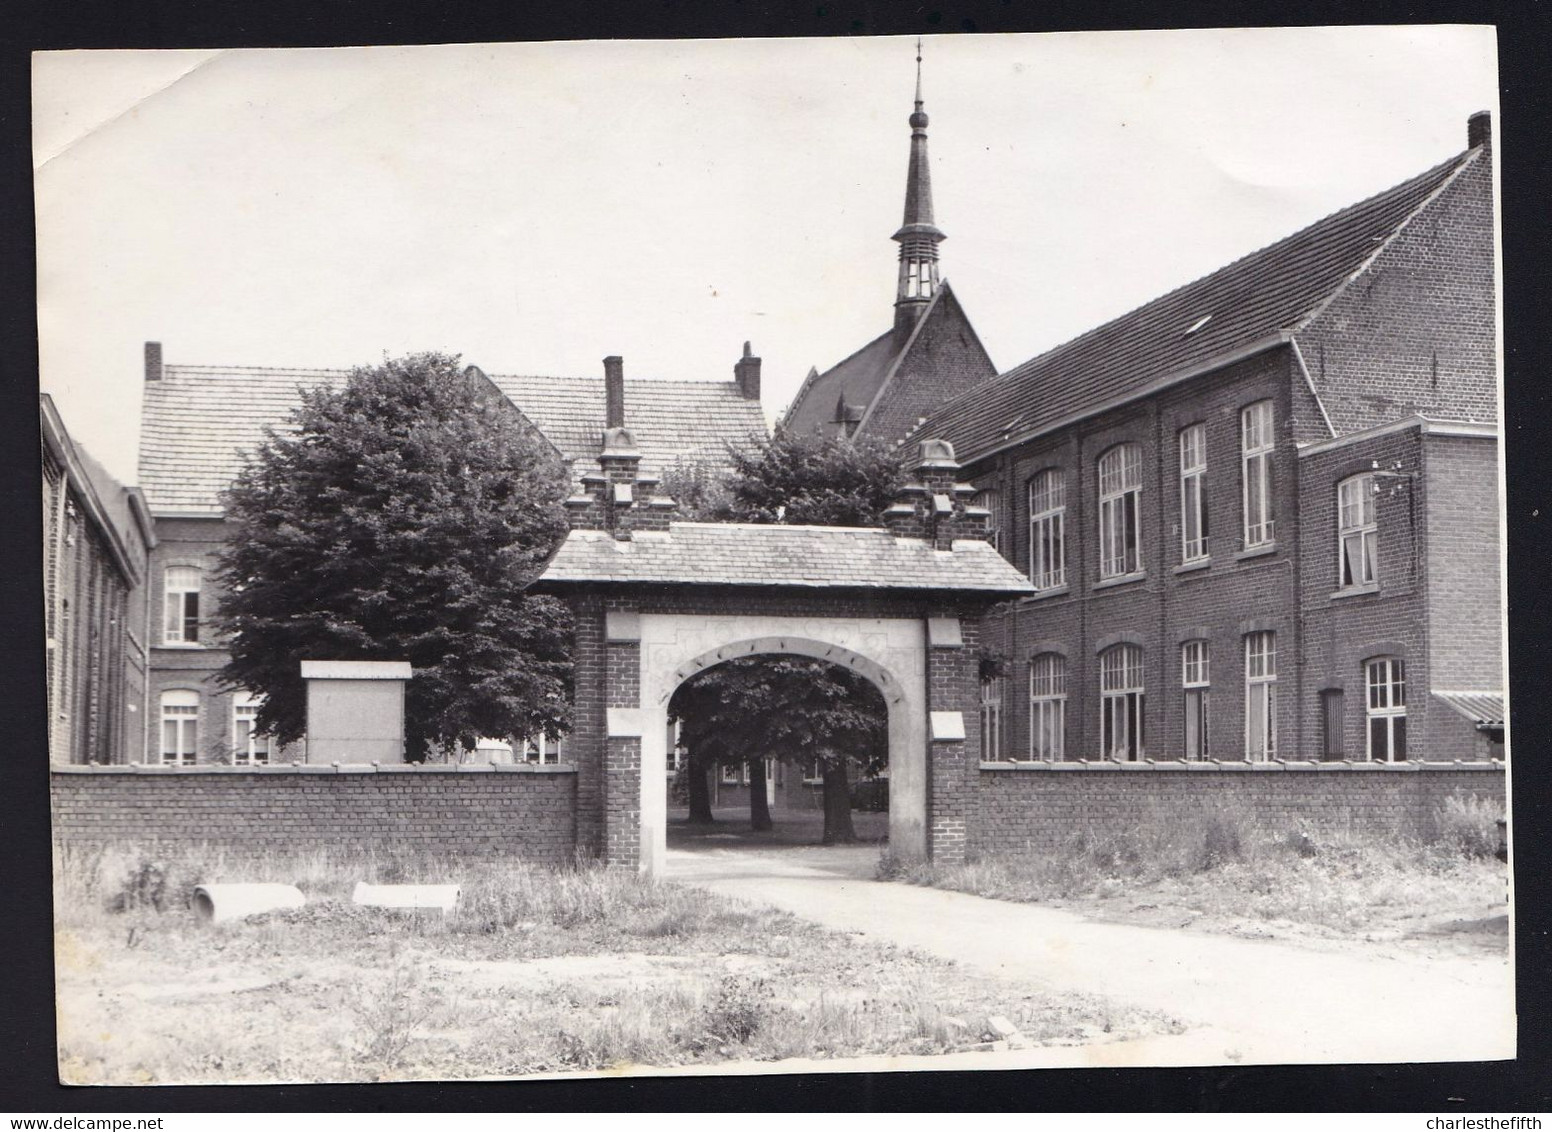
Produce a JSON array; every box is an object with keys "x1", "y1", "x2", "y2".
[{"x1": 34, "y1": 26, "x2": 1512, "y2": 1088}]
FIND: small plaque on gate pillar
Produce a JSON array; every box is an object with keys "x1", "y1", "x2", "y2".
[
  {"x1": 605, "y1": 611, "x2": 642, "y2": 642},
  {"x1": 929, "y1": 711, "x2": 966, "y2": 741},
  {"x1": 926, "y1": 616, "x2": 963, "y2": 648},
  {"x1": 606, "y1": 708, "x2": 647, "y2": 738}
]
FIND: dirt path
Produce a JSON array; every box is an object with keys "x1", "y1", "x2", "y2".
[{"x1": 667, "y1": 845, "x2": 1516, "y2": 1067}]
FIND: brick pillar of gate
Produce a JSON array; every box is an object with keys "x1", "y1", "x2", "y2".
[
  {"x1": 925, "y1": 612, "x2": 979, "y2": 863},
  {"x1": 602, "y1": 605, "x2": 643, "y2": 869}
]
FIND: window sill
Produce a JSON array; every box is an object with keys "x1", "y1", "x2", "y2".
[
  {"x1": 1330, "y1": 584, "x2": 1380, "y2": 600},
  {"x1": 154, "y1": 641, "x2": 207, "y2": 650},
  {"x1": 1020, "y1": 583, "x2": 1070, "y2": 603},
  {"x1": 1234, "y1": 542, "x2": 1277, "y2": 562},
  {"x1": 1092, "y1": 571, "x2": 1145, "y2": 592},
  {"x1": 1172, "y1": 558, "x2": 1211, "y2": 576}
]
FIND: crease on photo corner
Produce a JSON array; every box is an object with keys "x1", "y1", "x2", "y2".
[{"x1": 33, "y1": 51, "x2": 229, "y2": 174}]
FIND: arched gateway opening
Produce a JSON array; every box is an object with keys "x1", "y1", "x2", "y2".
[
  {"x1": 644, "y1": 628, "x2": 924, "y2": 875},
  {"x1": 533, "y1": 429, "x2": 1033, "y2": 876}
]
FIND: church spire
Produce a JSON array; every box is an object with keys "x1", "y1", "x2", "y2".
[{"x1": 894, "y1": 38, "x2": 945, "y2": 336}]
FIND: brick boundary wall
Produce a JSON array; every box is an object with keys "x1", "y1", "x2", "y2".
[
  {"x1": 50, "y1": 765, "x2": 578, "y2": 864},
  {"x1": 971, "y1": 761, "x2": 1505, "y2": 855}
]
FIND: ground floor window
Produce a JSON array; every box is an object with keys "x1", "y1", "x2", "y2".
[
  {"x1": 1029, "y1": 653, "x2": 1066, "y2": 761},
  {"x1": 521, "y1": 733, "x2": 563, "y2": 765},
  {"x1": 1366, "y1": 657, "x2": 1407, "y2": 762},
  {"x1": 231, "y1": 693, "x2": 270, "y2": 766},
  {"x1": 1181, "y1": 640, "x2": 1209, "y2": 760},
  {"x1": 720, "y1": 762, "x2": 745, "y2": 785},
  {"x1": 980, "y1": 676, "x2": 1004, "y2": 760},
  {"x1": 160, "y1": 690, "x2": 198, "y2": 766},
  {"x1": 1245, "y1": 632, "x2": 1277, "y2": 761},
  {"x1": 1100, "y1": 644, "x2": 1145, "y2": 761}
]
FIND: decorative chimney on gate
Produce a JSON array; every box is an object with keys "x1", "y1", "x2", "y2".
[
  {"x1": 893, "y1": 40, "x2": 946, "y2": 341},
  {"x1": 563, "y1": 356, "x2": 677, "y2": 539},
  {"x1": 884, "y1": 438, "x2": 992, "y2": 550}
]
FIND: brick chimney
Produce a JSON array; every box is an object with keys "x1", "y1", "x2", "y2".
[
  {"x1": 883, "y1": 438, "x2": 991, "y2": 550},
  {"x1": 603, "y1": 355, "x2": 625, "y2": 429},
  {"x1": 1468, "y1": 110, "x2": 1491, "y2": 151},
  {"x1": 144, "y1": 341, "x2": 163, "y2": 383},
  {"x1": 734, "y1": 341, "x2": 761, "y2": 401}
]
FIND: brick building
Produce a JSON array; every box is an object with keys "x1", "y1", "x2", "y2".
[
  {"x1": 780, "y1": 47, "x2": 998, "y2": 444},
  {"x1": 900, "y1": 112, "x2": 1503, "y2": 775},
  {"x1": 133, "y1": 346, "x2": 766, "y2": 766},
  {"x1": 42, "y1": 394, "x2": 155, "y2": 764}
]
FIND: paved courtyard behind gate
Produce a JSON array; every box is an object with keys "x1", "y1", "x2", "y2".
[{"x1": 667, "y1": 842, "x2": 1515, "y2": 1067}]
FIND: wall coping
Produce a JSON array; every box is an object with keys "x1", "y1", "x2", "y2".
[
  {"x1": 52, "y1": 762, "x2": 579, "y2": 776},
  {"x1": 978, "y1": 759, "x2": 1504, "y2": 773}
]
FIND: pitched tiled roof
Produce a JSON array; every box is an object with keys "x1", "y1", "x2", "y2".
[
  {"x1": 485, "y1": 374, "x2": 766, "y2": 483},
  {"x1": 912, "y1": 148, "x2": 1481, "y2": 465},
  {"x1": 538, "y1": 522, "x2": 1035, "y2": 594},
  {"x1": 139, "y1": 365, "x2": 766, "y2": 515},
  {"x1": 140, "y1": 365, "x2": 351, "y2": 515},
  {"x1": 780, "y1": 329, "x2": 899, "y2": 436},
  {"x1": 1431, "y1": 690, "x2": 1505, "y2": 729}
]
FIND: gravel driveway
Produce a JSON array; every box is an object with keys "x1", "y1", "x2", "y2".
[{"x1": 667, "y1": 843, "x2": 1515, "y2": 1068}]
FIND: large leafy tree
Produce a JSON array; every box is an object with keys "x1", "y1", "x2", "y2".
[
  {"x1": 216, "y1": 352, "x2": 574, "y2": 760},
  {"x1": 719, "y1": 427, "x2": 904, "y2": 526}
]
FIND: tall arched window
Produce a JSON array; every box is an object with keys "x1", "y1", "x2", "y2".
[
  {"x1": 1181, "y1": 639, "x2": 1210, "y2": 760},
  {"x1": 231, "y1": 692, "x2": 270, "y2": 766},
  {"x1": 1029, "y1": 653, "x2": 1066, "y2": 761},
  {"x1": 1028, "y1": 470, "x2": 1066, "y2": 589},
  {"x1": 979, "y1": 674, "x2": 1004, "y2": 760},
  {"x1": 1097, "y1": 445, "x2": 1142, "y2": 579},
  {"x1": 1365, "y1": 657, "x2": 1407, "y2": 762},
  {"x1": 1244, "y1": 632, "x2": 1277, "y2": 761},
  {"x1": 1099, "y1": 644, "x2": 1145, "y2": 760},
  {"x1": 160, "y1": 690, "x2": 199, "y2": 766},
  {"x1": 1338, "y1": 474, "x2": 1378, "y2": 588},
  {"x1": 1241, "y1": 401, "x2": 1275, "y2": 548},
  {"x1": 1179, "y1": 424, "x2": 1209, "y2": 562},
  {"x1": 163, "y1": 566, "x2": 202, "y2": 644}
]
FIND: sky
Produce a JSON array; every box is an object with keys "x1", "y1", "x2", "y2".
[{"x1": 33, "y1": 27, "x2": 1498, "y2": 484}]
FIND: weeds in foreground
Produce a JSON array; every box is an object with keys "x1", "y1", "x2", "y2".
[{"x1": 880, "y1": 793, "x2": 1508, "y2": 939}]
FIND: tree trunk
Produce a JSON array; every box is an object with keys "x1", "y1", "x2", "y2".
[
  {"x1": 687, "y1": 761, "x2": 715, "y2": 824},
  {"x1": 748, "y1": 759, "x2": 773, "y2": 831},
  {"x1": 820, "y1": 761, "x2": 856, "y2": 844}
]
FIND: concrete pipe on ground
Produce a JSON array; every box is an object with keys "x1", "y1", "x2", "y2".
[{"x1": 193, "y1": 883, "x2": 306, "y2": 923}]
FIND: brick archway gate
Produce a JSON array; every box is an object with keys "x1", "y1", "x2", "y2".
[{"x1": 535, "y1": 430, "x2": 1034, "y2": 875}]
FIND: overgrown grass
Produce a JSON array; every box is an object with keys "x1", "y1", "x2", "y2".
[
  {"x1": 880, "y1": 794, "x2": 1509, "y2": 943},
  {"x1": 53, "y1": 842, "x2": 1179, "y2": 1084}
]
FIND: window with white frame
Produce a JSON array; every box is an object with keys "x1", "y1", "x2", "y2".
[
  {"x1": 1365, "y1": 658, "x2": 1407, "y2": 762},
  {"x1": 667, "y1": 719, "x2": 686, "y2": 773},
  {"x1": 1029, "y1": 653, "x2": 1066, "y2": 761},
  {"x1": 1181, "y1": 640, "x2": 1210, "y2": 760},
  {"x1": 160, "y1": 690, "x2": 199, "y2": 766},
  {"x1": 231, "y1": 693, "x2": 270, "y2": 766},
  {"x1": 1097, "y1": 445, "x2": 1142, "y2": 579},
  {"x1": 163, "y1": 566, "x2": 202, "y2": 644},
  {"x1": 1244, "y1": 631, "x2": 1277, "y2": 760},
  {"x1": 1099, "y1": 644, "x2": 1145, "y2": 761},
  {"x1": 521, "y1": 733, "x2": 563, "y2": 764},
  {"x1": 1028, "y1": 470, "x2": 1066, "y2": 589},
  {"x1": 971, "y1": 489, "x2": 1000, "y2": 554},
  {"x1": 1241, "y1": 401, "x2": 1275, "y2": 548},
  {"x1": 1179, "y1": 424, "x2": 1209, "y2": 562},
  {"x1": 720, "y1": 762, "x2": 745, "y2": 785},
  {"x1": 1338, "y1": 474, "x2": 1378, "y2": 588},
  {"x1": 979, "y1": 675, "x2": 1004, "y2": 760}
]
